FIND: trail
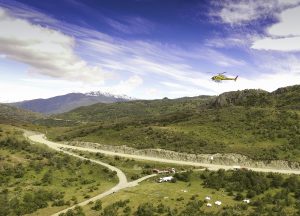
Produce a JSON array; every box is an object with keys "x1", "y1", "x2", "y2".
[
  {"x1": 27, "y1": 133, "x2": 300, "y2": 176},
  {"x1": 24, "y1": 132, "x2": 156, "y2": 216}
]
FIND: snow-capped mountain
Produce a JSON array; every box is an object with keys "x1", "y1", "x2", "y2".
[
  {"x1": 85, "y1": 91, "x2": 134, "y2": 100},
  {"x1": 9, "y1": 91, "x2": 133, "y2": 114}
]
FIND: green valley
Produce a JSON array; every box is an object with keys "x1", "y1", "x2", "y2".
[{"x1": 46, "y1": 86, "x2": 300, "y2": 162}]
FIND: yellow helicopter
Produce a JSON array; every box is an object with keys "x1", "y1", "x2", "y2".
[{"x1": 211, "y1": 72, "x2": 238, "y2": 82}]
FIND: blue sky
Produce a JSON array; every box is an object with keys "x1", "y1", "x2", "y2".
[{"x1": 0, "y1": 0, "x2": 300, "y2": 102}]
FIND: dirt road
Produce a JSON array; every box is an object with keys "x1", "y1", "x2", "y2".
[
  {"x1": 24, "y1": 132, "x2": 156, "y2": 216},
  {"x1": 27, "y1": 133, "x2": 300, "y2": 175}
]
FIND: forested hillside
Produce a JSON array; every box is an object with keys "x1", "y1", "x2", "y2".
[
  {"x1": 0, "y1": 104, "x2": 42, "y2": 124},
  {"x1": 46, "y1": 85, "x2": 300, "y2": 162},
  {"x1": 0, "y1": 125, "x2": 117, "y2": 215}
]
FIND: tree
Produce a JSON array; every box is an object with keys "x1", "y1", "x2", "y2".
[
  {"x1": 101, "y1": 205, "x2": 118, "y2": 216},
  {"x1": 174, "y1": 170, "x2": 192, "y2": 182},
  {"x1": 0, "y1": 191, "x2": 9, "y2": 216},
  {"x1": 42, "y1": 170, "x2": 53, "y2": 184},
  {"x1": 235, "y1": 193, "x2": 244, "y2": 201},
  {"x1": 63, "y1": 206, "x2": 85, "y2": 216},
  {"x1": 91, "y1": 200, "x2": 102, "y2": 211},
  {"x1": 14, "y1": 164, "x2": 25, "y2": 178},
  {"x1": 270, "y1": 174, "x2": 284, "y2": 188},
  {"x1": 178, "y1": 200, "x2": 205, "y2": 216},
  {"x1": 295, "y1": 189, "x2": 300, "y2": 199},
  {"x1": 123, "y1": 206, "x2": 131, "y2": 215},
  {"x1": 284, "y1": 176, "x2": 299, "y2": 192},
  {"x1": 135, "y1": 203, "x2": 155, "y2": 216},
  {"x1": 247, "y1": 190, "x2": 256, "y2": 198}
]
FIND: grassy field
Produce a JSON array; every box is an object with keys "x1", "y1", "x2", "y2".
[
  {"x1": 67, "y1": 149, "x2": 197, "y2": 181},
  {"x1": 81, "y1": 170, "x2": 300, "y2": 216},
  {"x1": 83, "y1": 173, "x2": 238, "y2": 215},
  {"x1": 0, "y1": 124, "x2": 118, "y2": 216}
]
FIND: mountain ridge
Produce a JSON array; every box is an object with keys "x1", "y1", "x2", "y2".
[
  {"x1": 0, "y1": 103, "x2": 42, "y2": 123},
  {"x1": 212, "y1": 85, "x2": 300, "y2": 109},
  {"x1": 9, "y1": 91, "x2": 132, "y2": 114}
]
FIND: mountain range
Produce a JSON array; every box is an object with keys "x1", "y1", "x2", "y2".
[{"x1": 9, "y1": 91, "x2": 132, "y2": 114}]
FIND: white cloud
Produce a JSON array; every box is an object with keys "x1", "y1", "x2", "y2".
[
  {"x1": 213, "y1": 0, "x2": 300, "y2": 25},
  {"x1": 252, "y1": 36, "x2": 300, "y2": 51},
  {"x1": 219, "y1": 1, "x2": 260, "y2": 24},
  {"x1": 268, "y1": 5, "x2": 300, "y2": 36},
  {"x1": 160, "y1": 81, "x2": 215, "y2": 97},
  {"x1": 0, "y1": 7, "x2": 108, "y2": 82},
  {"x1": 206, "y1": 37, "x2": 249, "y2": 48},
  {"x1": 105, "y1": 16, "x2": 155, "y2": 35},
  {"x1": 0, "y1": 78, "x2": 86, "y2": 102},
  {"x1": 146, "y1": 88, "x2": 159, "y2": 96},
  {"x1": 101, "y1": 75, "x2": 143, "y2": 95},
  {"x1": 0, "y1": 0, "x2": 58, "y2": 25},
  {"x1": 252, "y1": 6, "x2": 300, "y2": 51}
]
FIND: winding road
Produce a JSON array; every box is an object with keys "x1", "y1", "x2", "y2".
[
  {"x1": 27, "y1": 133, "x2": 300, "y2": 175},
  {"x1": 24, "y1": 132, "x2": 156, "y2": 216}
]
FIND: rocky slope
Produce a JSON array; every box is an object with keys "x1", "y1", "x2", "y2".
[
  {"x1": 212, "y1": 84, "x2": 300, "y2": 109},
  {"x1": 64, "y1": 141, "x2": 300, "y2": 170}
]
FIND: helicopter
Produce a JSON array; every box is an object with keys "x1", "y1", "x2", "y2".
[{"x1": 211, "y1": 72, "x2": 238, "y2": 82}]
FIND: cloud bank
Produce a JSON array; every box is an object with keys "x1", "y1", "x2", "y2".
[
  {"x1": 252, "y1": 6, "x2": 300, "y2": 51},
  {"x1": 0, "y1": 7, "x2": 107, "y2": 82}
]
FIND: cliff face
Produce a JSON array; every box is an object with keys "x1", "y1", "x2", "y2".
[
  {"x1": 212, "y1": 85, "x2": 300, "y2": 109},
  {"x1": 212, "y1": 89, "x2": 271, "y2": 108},
  {"x1": 64, "y1": 141, "x2": 300, "y2": 170}
]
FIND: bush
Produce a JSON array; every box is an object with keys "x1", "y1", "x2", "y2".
[
  {"x1": 174, "y1": 170, "x2": 192, "y2": 182},
  {"x1": 135, "y1": 203, "x2": 156, "y2": 216},
  {"x1": 235, "y1": 193, "x2": 244, "y2": 201},
  {"x1": 91, "y1": 200, "x2": 102, "y2": 211}
]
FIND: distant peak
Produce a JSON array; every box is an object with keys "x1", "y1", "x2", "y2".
[{"x1": 85, "y1": 91, "x2": 133, "y2": 100}]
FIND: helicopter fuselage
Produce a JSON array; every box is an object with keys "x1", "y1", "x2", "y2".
[{"x1": 211, "y1": 74, "x2": 238, "y2": 82}]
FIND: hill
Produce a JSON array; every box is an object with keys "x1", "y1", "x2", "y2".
[
  {"x1": 47, "y1": 85, "x2": 300, "y2": 162},
  {"x1": 55, "y1": 95, "x2": 213, "y2": 122},
  {"x1": 272, "y1": 85, "x2": 300, "y2": 109},
  {"x1": 56, "y1": 85, "x2": 300, "y2": 122},
  {"x1": 9, "y1": 91, "x2": 132, "y2": 114},
  {"x1": 0, "y1": 103, "x2": 42, "y2": 123},
  {"x1": 212, "y1": 85, "x2": 300, "y2": 109}
]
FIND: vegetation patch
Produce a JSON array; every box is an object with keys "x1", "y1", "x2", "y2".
[
  {"x1": 0, "y1": 125, "x2": 117, "y2": 216},
  {"x1": 82, "y1": 170, "x2": 300, "y2": 216}
]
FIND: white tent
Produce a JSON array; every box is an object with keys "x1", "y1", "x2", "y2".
[
  {"x1": 158, "y1": 176, "x2": 174, "y2": 183},
  {"x1": 215, "y1": 201, "x2": 222, "y2": 206},
  {"x1": 243, "y1": 199, "x2": 250, "y2": 204},
  {"x1": 205, "y1": 196, "x2": 211, "y2": 200}
]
